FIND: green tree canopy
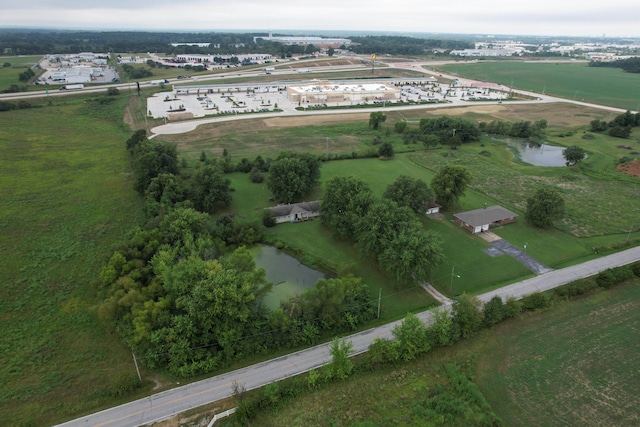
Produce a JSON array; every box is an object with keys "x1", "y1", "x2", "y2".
[
  {"x1": 190, "y1": 164, "x2": 232, "y2": 213},
  {"x1": 525, "y1": 187, "x2": 565, "y2": 228},
  {"x1": 430, "y1": 165, "x2": 472, "y2": 210},
  {"x1": 383, "y1": 175, "x2": 435, "y2": 213},
  {"x1": 563, "y1": 146, "x2": 586, "y2": 166},
  {"x1": 267, "y1": 153, "x2": 320, "y2": 203},
  {"x1": 320, "y1": 176, "x2": 374, "y2": 240},
  {"x1": 369, "y1": 111, "x2": 387, "y2": 130}
]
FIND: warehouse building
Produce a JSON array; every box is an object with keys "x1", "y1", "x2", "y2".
[{"x1": 286, "y1": 81, "x2": 400, "y2": 104}]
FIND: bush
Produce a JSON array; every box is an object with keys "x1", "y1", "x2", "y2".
[
  {"x1": 521, "y1": 292, "x2": 552, "y2": 310},
  {"x1": 503, "y1": 296, "x2": 522, "y2": 318},
  {"x1": 262, "y1": 209, "x2": 276, "y2": 228},
  {"x1": 250, "y1": 167, "x2": 265, "y2": 183},
  {"x1": 596, "y1": 269, "x2": 617, "y2": 289}
]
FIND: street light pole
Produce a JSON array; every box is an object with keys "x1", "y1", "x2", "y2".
[{"x1": 449, "y1": 266, "x2": 460, "y2": 294}]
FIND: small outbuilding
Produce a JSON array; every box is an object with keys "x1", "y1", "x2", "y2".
[
  {"x1": 453, "y1": 205, "x2": 517, "y2": 234},
  {"x1": 425, "y1": 202, "x2": 442, "y2": 215},
  {"x1": 266, "y1": 201, "x2": 321, "y2": 224}
]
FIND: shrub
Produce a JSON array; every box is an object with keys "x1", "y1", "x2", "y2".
[
  {"x1": 250, "y1": 167, "x2": 265, "y2": 183},
  {"x1": 503, "y1": 296, "x2": 522, "y2": 318},
  {"x1": 521, "y1": 292, "x2": 552, "y2": 310},
  {"x1": 596, "y1": 269, "x2": 617, "y2": 289},
  {"x1": 262, "y1": 209, "x2": 276, "y2": 227}
]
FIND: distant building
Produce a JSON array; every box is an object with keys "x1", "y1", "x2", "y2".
[
  {"x1": 254, "y1": 32, "x2": 351, "y2": 47},
  {"x1": 286, "y1": 81, "x2": 400, "y2": 104},
  {"x1": 171, "y1": 42, "x2": 211, "y2": 47},
  {"x1": 175, "y1": 53, "x2": 273, "y2": 63}
]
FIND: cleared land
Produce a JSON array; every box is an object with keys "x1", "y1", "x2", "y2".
[
  {"x1": 476, "y1": 282, "x2": 640, "y2": 426},
  {"x1": 437, "y1": 61, "x2": 640, "y2": 111}
]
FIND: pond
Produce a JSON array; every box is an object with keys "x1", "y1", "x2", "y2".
[
  {"x1": 252, "y1": 245, "x2": 326, "y2": 310},
  {"x1": 495, "y1": 137, "x2": 567, "y2": 167}
]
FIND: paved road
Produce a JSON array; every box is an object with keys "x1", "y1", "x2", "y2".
[{"x1": 55, "y1": 245, "x2": 640, "y2": 427}]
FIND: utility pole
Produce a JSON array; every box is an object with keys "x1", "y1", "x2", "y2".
[{"x1": 132, "y1": 351, "x2": 142, "y2": 383}]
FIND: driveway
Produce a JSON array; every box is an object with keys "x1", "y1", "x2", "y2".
[{"x1": 483, "y1": 238, "x2": 553, "y2": 275}]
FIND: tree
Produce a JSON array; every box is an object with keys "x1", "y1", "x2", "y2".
[
  {"x1": 326, "y1": 338, "x2": 354, "y2": 380},
  {"x1": 525, "y1": 188, "x2": 565, "y2": 228},
  {"x1": 563, "y1": 145, "x2": 586, "y2": 166},
  {"x1": 378, "y1": 228, "x2": 444, "y2": 287},
  {"x1": 369, "y1": 111, "x2": 386, "y2": 130},
  {"x1": 378, "y1": 141, "x2": 394, "y2": 158},
  {"x1": 430, "y1": 165, "x2": 472, "y2": 210},
  {"x1": 190, "y1": 165, "x2": 232, "y2": 213},
  {"x1": 327, "y1": 47, "x2": 335, "y2": 57},
  {"x1": 383, "y1": 175, "x2": 435, "y2": 213},
  {"x1": 320, "y1": 176, "x2": 374, "y2": 240},
  {"x1": 451, "y1": 293, "x2": 483, "y2": 339},
  {"x1": 392, "y1": 313, "x2": 429, "y2": 361},
  {"x1": 266, "y1": 154, "x2": 320, "y2": 203},
  {"x1": 394, "y1": 120, "x2": 408, "y2": 134},
  {"x1": 355, "y1": 199, "x2": 415, "y2": 257}
]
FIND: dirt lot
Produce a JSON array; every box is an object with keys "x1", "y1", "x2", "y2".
[{"x1": 157, "y1": 102, "x2": 610, "y2": 146}]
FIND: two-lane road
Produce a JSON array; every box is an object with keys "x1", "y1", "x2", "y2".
[{"x1": 55, "y1": 245, "x2": 640, "y2": 427}]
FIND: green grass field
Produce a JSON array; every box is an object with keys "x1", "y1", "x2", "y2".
[
  {"x1": 0, "y1": 55, "x2": 43, "y2": 91},
  {"x1": 235, "y1": 280, "x2": 640, "y2": 427},
  {"x1": 0, "y1": 93, "x2": 147, "y2": 425},
  {"x1": 437, "y1": 61, "x2": 640, "y2": 111},
  {"x1": 476, "y1": 282, "x2": 640, "y2": 426}
]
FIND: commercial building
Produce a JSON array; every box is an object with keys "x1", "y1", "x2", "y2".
[
  {"x1": 286, "y1": 81, "x2": 400, "y2": 104},
  {"x1": 253, "y1": 32, "x2": 351, "y2": 46}
]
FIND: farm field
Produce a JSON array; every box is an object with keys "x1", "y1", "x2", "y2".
[
  {"x1": 476, "y1": 281, "x2": 640, "y2": 426},
  {"x1": 437, "y1": 61, "x2": 640, "y2": 111},
  {"x1": 233, "y1": 280, "x2": 640, "y2": 427},
  {"x1": 0, "y1": 94, "x2": 147, "y2": 425}
]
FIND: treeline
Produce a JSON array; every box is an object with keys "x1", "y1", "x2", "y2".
[
  {"x1": 99, "y1": 131, "x2": 376, "y2": 376},
  {"x1": 394, "y1": 115, "x2": 480, "y2": 149},
  {"x1": 590, "y1": 110, "x2": 640, "y2": 139},
  {"x1": 0, "y1": 29, "x2": 471, "y2": 57},
  {"x1": 479, "y1": 119, "x2": 548, "y2": 138},
  {"x1": 348, "y1": 35, "x2": 472, "y2": 55},
  {"x1": 234, "y1": 261, "x2": 640, "y2": 426},
  {"x1": 589, "y1": 57, "x2": 640, "y2": 73}
]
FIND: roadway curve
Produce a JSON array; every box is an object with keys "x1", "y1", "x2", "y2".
[{"x1": 55, "y1": 245, "x2": 640, "y2": 427}]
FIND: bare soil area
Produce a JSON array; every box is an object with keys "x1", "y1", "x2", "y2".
[{"x1": 617, "y1": 158, "x2": 640, "y2": 177}]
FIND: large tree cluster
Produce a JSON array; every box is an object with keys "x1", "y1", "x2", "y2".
[{"x1": 321, "y1": 175, "x2": 444, "y2": 287}]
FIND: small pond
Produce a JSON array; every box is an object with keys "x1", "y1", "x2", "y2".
[
  {"x1": 252, "y1": 245, "x2": 326, "y2": 310},
  {"x1": 494, "y1": 137, "x2": 567, "y2": 167}
]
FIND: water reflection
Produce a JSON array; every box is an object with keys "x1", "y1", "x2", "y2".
[
  {"x1": 494, "y1": 137, "x2": 567, "y2": 167},
  {"x1": 252, "y1": 245, "x2": 326, "y2": 310}
]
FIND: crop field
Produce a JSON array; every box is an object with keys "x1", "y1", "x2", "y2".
[
  {"x1": 0, "y1": 94, "x2": 146, "y2": 425},
  {"x1": 437, "y1": 61, "x2": 640, "y2": 111},
  {"x1": 476, "y1": 282, "x2": 640, "y2": 426}
]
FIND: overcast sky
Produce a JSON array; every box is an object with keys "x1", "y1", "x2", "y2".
[{"x1": 2, "y1": 0, "x2": 639, "y2": 38}]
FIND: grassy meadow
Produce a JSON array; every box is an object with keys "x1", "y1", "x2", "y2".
[
  {"x1": 0, "y1": 55, "x2": 43, "y2": 91},
  {"x1": 437, "y1": 61, "x2": 640, "y2": 111},
  {"x1": 0, "y1": 93, "x2": 147, "y2": 425}
]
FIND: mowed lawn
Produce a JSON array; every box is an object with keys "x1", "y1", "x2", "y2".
[
  {"x1": 0, "y1": 94, "x2": 146, "y2": 425},
  {"x1": 0, "y1": 55, "x2": 43, "y2": 91},
  {"x1": 438, "y1": 61, "x2": 640, "y2": 111},
  {"x1": 476, "y1": 281, "x2": 640, "y2": 426}
]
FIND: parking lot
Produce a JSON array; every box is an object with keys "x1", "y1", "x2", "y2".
[{"x1": 146, "y1": 79, "x2": 511, "y2": 121}]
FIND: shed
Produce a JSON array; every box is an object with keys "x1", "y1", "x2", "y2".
[
  {"x1": 425, "y1": 201, "x2": 442, "y2": 215},
  {"x1": 453, "y1": 205, "x2": 517, "y2": 234},
  {"x1": 266, "y1": 201, "x2": 321, "y2": 224}
]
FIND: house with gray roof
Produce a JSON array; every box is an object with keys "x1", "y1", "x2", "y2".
[
  {"x1": 453, "y1": 205, "x2": 517, "y2": 234},
  {"x1": 266, "y1": 201, "x2": 321, "y2": 224}
]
